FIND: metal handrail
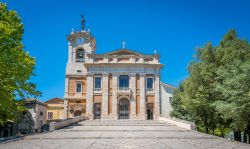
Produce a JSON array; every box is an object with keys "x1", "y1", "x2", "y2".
[
  {"x1": 94, "y1": 88, "x2": 102, "y2": 92},
  {"x1": 118, "y1": 87, "x2": 130, "y2": 92},
  {"x1": 146, "y1": 88, "x2": 154, "y2": 92}
]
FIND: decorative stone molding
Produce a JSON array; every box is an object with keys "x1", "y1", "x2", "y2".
[
  {"x1": 67, "y1": 31, "x2": 94, "y2": 43},
  {"x1": 86, "y1": 72, "x2": 94, "y2": 77},
  {"x1": 117, "y1": 88, "x2": 132, "y2": 98},
  {"x1": 69, "y1": 103, "x2": 86, "y2": 112},
  {"x1": 139, "y1": 73, "x2": 146, "y2": 77},
  {"x1": 130, "y1": 73, "x2": 137, "y2": 77},
  {"x1": 102, "y1": 72, "x2": 109, "y2": 77},
  {"x1": 154, "y1": 74, "x2": 160, "y2": 77},
  {"x1": 112, "y1": 73, "x2": 119, "y2": 77}
]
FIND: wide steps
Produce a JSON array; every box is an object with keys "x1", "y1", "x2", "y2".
[{"x1": 77, "y1": 120, "x2": 175, "y2": 126}]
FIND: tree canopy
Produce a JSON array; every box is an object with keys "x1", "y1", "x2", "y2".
[
  {"x1": 171, "y1": 29, "x2": 250, "y2": 136},
  {"x1": 0, "y1": 2, "x2": 40, "y2": 126}
]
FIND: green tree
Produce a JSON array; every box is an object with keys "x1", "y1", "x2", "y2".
[
  {"x1": 181, "y1": 58, "x2": 218, "y2": 134},
  {"x1": 173, "y1": 29, "x2": 250, "y2": 137},
  {"x1": 0, "y1": 2, "x2": 41, "y2": 126},
  {"x1": 170, "y1": 82, "x2": 193, "y2": 121},
  {"x1": 214, "y1": 30, "x2": 250, "y2": 134}
]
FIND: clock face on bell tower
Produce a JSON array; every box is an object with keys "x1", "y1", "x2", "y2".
[{"x1": 77, "y1": 37, "x2": 86, "y2": 45}]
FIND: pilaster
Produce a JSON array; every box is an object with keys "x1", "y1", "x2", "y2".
[
  {"x1": 68, "y1": 43, "x2": 73, "y2": 63},
  {"x1": 130, "y1": 73, "x2": 136, "y2": 119},
  {"x1": 64, "y1": 77, "x2": 69, "y2": 97},
  {"x1": 101, "y1": 73, "x2": 109, "y2": 119},
  {"x1": 112, "y1": 73, "x2": 118, "y2": 119},
  {"x1": 154, "y1": 74, "x2": 160, "y2": 119},
  {"x1": 139, "y1": 73, "x2": 146, "y2": 120},
  {"x1": 86, "y1": 73, "x2": 94, "y2": 119}
]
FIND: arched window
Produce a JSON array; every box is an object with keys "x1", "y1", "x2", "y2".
[{"x1": 76, "y1": 49, "x2": 85, "y2": 62}]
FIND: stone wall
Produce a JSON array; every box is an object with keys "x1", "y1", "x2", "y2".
[
  {"x1": 158, "y1": 117, "x2": 196, "y2": 130},
  {"x1": 160, "y1": 84, "x2": 173, "y2": 117},
  {"x1": 35, "y1": 104, "x2": 47, "y2": 132},
  {"x1": 49, "y1": 116, "x2": 87, "y2": 131}
]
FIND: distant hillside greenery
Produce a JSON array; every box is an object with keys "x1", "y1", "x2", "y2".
[
  {"x1": 0, "y1": 2, "x2": 40, "y2": 126},
  {"x1": 170, "y1": 30, "x2": 250, "y2": 138}
]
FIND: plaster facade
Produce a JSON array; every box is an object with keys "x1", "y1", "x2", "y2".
[
  {"x1": 45, "y1": 98, "x2": 64, "y2": 122},
  {"x1": 64, "y1": 27, "x2": 163, "y2": 120}
]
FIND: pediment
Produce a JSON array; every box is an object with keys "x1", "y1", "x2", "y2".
[{"x1": 105, "y1": 49, "x2": 143, "y2": 56}]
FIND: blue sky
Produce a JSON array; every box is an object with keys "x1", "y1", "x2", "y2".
[{"x1": 2, "y1": 0, "x2": 250, "y2": 101}]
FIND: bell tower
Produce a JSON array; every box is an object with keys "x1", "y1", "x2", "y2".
[
  {"x1": 64, "y1": 16, "x2": 96, "y2": 119},
  {"x1": 66, "y1": 16, "x2": 96, "y2": 64}
]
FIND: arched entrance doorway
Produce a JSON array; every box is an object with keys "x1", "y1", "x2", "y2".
[
  {"x1": 119, "y1": 98, "x2": 130, "y2": 119},
  {"x1": 74, "y1": 110, "x2": 82, "y2": 117}
]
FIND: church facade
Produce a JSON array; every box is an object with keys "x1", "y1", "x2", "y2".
[{"x1": 64, "y1": 21, "x2": 165, "y2": 120}]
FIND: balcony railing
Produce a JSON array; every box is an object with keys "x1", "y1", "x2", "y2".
[
  {"x1": 118, "y1": 87, "x2": 132, "y2": 98},
  {"x1": 69, "y1": 103, "x2": 85, "y2": 107},
  {"x1": 118, "y1": 87, "x2": 130, "y2": 92},
  {"x1": 75, "y1": 58, "x2": 85, "y2": 62},
  {"x1": 146, "y1": 88, "x2": 154, "y2": 93},
  {"x1": 94, "y1": 88, "x2": 102, "y2": 93}
]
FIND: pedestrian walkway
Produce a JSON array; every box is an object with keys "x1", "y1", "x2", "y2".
[{"x1": 0, "y1": 120, "x2": 249, "y2": 149}]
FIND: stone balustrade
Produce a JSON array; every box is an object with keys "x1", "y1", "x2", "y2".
[{"x1": 85, "y1": 56, "x2": 160, "y2": 64}]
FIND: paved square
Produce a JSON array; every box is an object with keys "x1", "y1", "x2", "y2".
[{"x1": 0, "y1": 120, "x2": 249, "y2": 149}]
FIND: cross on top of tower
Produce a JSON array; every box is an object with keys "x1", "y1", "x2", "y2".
[
  {"x1": 122, "y1": 41, "x2": 126, "y2": 49},
  {"x1": 80, "y1": 15, "x2": 85, "y2": 30}
]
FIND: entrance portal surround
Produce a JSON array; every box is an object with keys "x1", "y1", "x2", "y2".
[{"x1": 119, "y1": 98, "x2": 130, "y2": 119}]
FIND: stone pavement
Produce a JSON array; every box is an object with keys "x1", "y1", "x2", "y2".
[{"x1": 0, "y1": 120, "x2": 249, "y2": 149}]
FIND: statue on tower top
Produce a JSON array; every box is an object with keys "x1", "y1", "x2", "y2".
[{"x1": 80, "y1": 15, "x2": 85, "y2": 30}]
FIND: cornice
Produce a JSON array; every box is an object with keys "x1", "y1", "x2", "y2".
[{"x1": 84, "y1": 63, "x2": 163, "y2": 68}]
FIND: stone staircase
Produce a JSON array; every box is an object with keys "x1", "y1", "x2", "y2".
[
  {"x1": 77, "y1": 119, "x2": 175, "y2": 126},
  {"x1": 3, "y1": 119, "x2": 250, "y2": 149}
]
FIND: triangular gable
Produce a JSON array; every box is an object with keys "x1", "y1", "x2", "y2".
[{"x1": 104, "y1": 49, "x2": 144, "y2": 56}]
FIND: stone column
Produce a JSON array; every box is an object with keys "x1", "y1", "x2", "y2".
[
  {"x1": 86, "y1": 73, "x2": 94, "y2": 119},
  {"x1": 139, "y1": 73, "x2": 146, "y2": 120},
  {"x1": 112, "y1": 73, "x2": 118, "y2": 119},
  {"x1": 101, "y1": 73, "x2": 109, "y2": 119},
  {"x1": 130, "y1": 73, "x2": 136, "y2": 119},
  {"x1": 154, "y1": 74, "x2": 160, "y2": 119}
]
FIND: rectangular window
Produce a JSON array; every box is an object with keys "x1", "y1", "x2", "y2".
[
  {"x1": 76, "y1": 83, "x2": 82, "y2": 93},
  {"x1": 119, "y1": 75, "x2": 129, "y2": 89},
  {"x1": 94, "y1": 76, "x2": 102, "y2": 91},
  {"x1": 48, "y1": 112, "x2": 53, "y2": 119},
  {"x1": 146, "y1": 77, "x2": 154, "y2": 92}
]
